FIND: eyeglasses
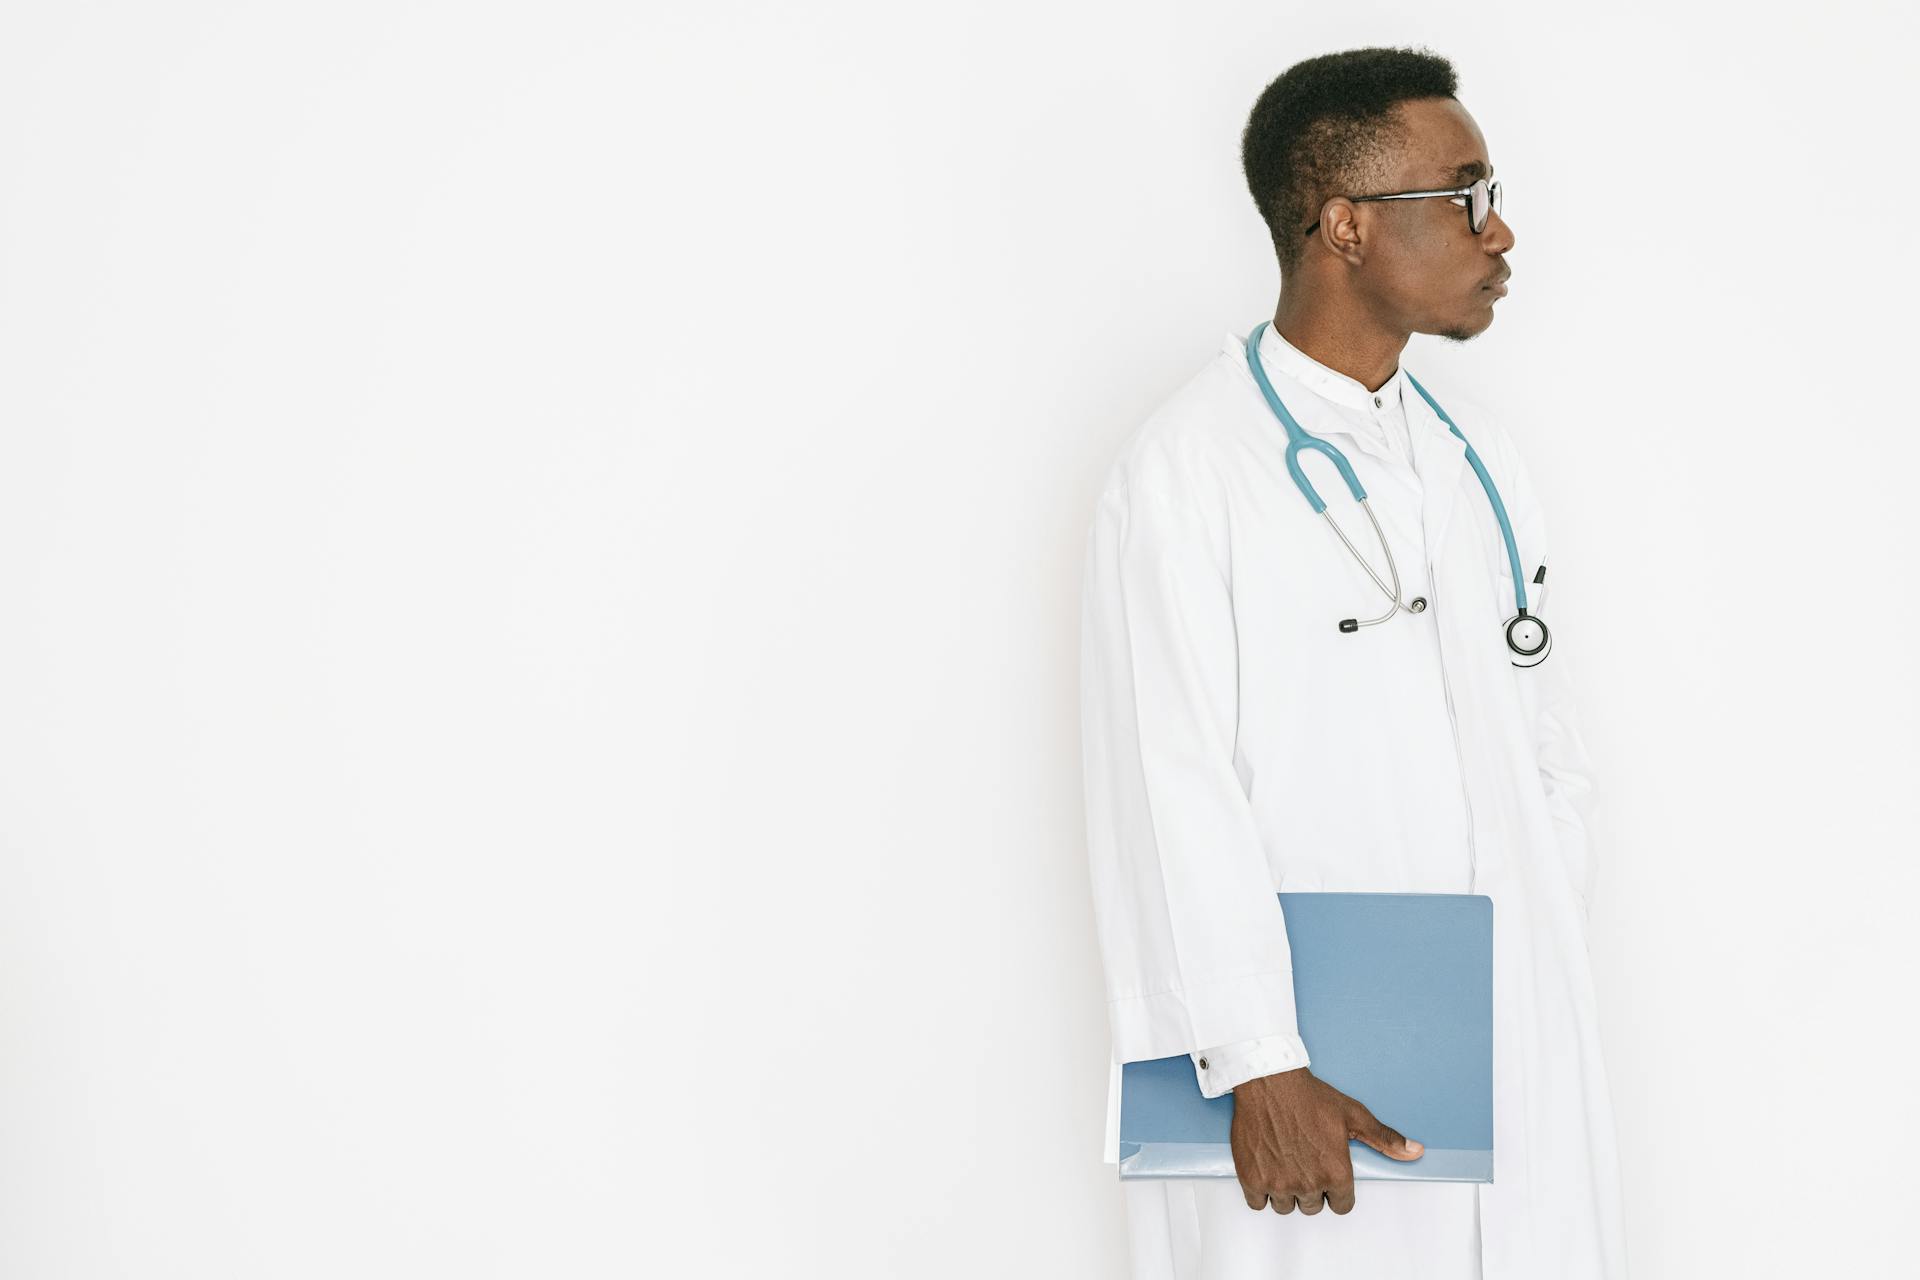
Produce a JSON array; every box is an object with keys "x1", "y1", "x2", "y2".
[{"x1": 1303, "y1": 177, "x2": 1503, "y2": 237}]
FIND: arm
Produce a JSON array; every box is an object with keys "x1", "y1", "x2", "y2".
[
  {"x1": 1494, "y1": 431, "x2": 1603, "y2": 920},
  {"x1": 1531, "y1": 628, "x2": 1601, "y2": 920},
  {"x1": 1079, "y1": 466, "x2": 1309, "y2": 1080},
  {"x1": 1080, "y1": 452, "x2": 1426, "y2": 1209}
]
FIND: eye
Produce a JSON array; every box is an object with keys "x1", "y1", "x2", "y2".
[{"x1": 1448, "y1": 195, "x2": 1469, "y2": 207}]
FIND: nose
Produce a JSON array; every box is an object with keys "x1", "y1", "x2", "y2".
[{"x1": 1483, "y1": 206, "x2": 1515, "y2": 254}]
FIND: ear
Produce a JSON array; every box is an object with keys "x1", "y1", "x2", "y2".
[{"x1": 1312, "y1": 196, "x2": 1367, "y2": 267}]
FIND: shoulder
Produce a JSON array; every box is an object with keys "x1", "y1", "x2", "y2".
[
  {"x1": 1404, "y1": 368, "x2": 1554, "y2": 552},
  {"x1": 1406, "y1": 368, "x2": 1531, "y2": 492},
  {"x1": 1094, "y1": 338, "x2": 1265, "y2": 515}
]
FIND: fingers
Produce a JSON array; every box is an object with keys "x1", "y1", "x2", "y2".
[
  {"x1": 1256, "y1": 1187, "x2": 1342, "y2": 1215},
  {"x1": 1327, "y1": 1176, "x2": 1357, "y2": 1215},
  {"x1": 1254, "y1": 1183, "x2": 1350, "y2": 1215},
  {"x1": 1348, "y1": 1106, "x2": 1425, "y2": 1161},
  {"x1": 1244, "y1": 1174, "x2": 1351, "y2": 1220},
  {"x1": 1375, "y1": 1122, "x2": 1424, "y2": 1161}
]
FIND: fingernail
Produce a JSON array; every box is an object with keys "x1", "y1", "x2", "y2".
[{"x1": 1407, "y1": 1140, "x2": 1424, "y2": 1154}]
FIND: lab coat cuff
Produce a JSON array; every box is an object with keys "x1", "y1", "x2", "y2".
[
  {"x1": 1191, "y1": 1033, "x2": 1312, "y2": 1099},
  {"x1": 1107, "y1": 967, "x2": 1303, "y2": 1064}
]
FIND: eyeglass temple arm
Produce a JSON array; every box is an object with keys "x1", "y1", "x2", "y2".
[
  {"x1": 1352, "y1": 188, "x2": 1470, "y2": 202},
  {"x1": 1302, "y1": 185, "x2": 1480, "y2": 235}
]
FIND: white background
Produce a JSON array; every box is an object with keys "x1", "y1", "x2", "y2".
[{"x1": 1, "y1": 2, "x2": 1914, "y2": 1276}]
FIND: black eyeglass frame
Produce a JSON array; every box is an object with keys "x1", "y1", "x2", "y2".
[{"x1": 1302, "y1": 177, "x2": 1502, "y2": 238}]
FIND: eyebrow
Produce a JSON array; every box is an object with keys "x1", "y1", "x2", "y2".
[{"x1": 1441, "y1": 160, "x2": 1492, "y2": 185}]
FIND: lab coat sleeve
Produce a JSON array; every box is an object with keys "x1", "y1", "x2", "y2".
[
  {"x1": 1079, "y1": 468, "x2": 1311, "y2": 1070},
  {"x1": 1495, "y1": 427, "x2": 1603, "y2": 922},
  {"x1": 1190, "y1": 1033, "x2": 1312, "y2": 1098}
]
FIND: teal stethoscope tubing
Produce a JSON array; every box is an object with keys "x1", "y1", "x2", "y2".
[{"x1": 1243, "y1": 321, "x2": 1544, "y2": 653}]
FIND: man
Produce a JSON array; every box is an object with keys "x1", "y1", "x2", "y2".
[{"x1": 1079, "y1": 47, "x2": 1628, "y2": 1278}]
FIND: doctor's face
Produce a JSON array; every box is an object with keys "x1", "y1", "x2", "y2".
[{"x1": 1354, "y1": 98, "x2": 1515, "y2": 342}]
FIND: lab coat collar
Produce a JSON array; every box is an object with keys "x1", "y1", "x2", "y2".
[
  {"x1": 1230, "y1": 324, "x2": 1475, "y2": 554},
  {"x1": 1255, "y1": 324, "x2": 1413, "y2": 423}
]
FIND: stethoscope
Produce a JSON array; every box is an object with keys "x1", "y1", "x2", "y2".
[{"x1": 1244, "y1": 321, "x2": 1551, "y2": 667}]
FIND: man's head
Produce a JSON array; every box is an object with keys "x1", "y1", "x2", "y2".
[{"x1": 1242, "y1": 47, "x2": 1513, "y2": 341}]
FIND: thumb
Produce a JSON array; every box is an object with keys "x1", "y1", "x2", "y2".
[{"x1": 1349, "y1": 1108, "x2": 1424, "y2": 1161}]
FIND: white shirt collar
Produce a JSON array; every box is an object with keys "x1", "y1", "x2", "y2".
[{"x1": 1257, "y1": 324, "x2": 1408, "y2": 418}]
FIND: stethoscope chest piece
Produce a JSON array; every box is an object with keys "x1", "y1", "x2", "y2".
[{"x1": 1505, "y1": 613, "x2": 1551, "y2": 667}]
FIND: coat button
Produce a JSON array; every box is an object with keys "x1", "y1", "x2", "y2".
[{"x1": 1198, "y1": 1057, "x2": 1210, "y2": 1069}]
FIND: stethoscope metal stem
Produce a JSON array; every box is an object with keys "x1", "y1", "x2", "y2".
[{"x1": 1319, "y1": 501, "x2": 1409, "y2": 628}]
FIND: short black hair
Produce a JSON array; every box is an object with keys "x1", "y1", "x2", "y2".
[{"x1": 1241, "y1": 47, "x2": 1459, "y2": 273}]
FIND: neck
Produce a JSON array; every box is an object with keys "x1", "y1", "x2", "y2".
[{"x1": 1270, "y1": 289, "x2": 1408, "y2": 394}]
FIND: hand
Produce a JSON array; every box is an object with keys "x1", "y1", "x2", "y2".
[{"x1": 1228, "y1": 1067, "x2": 1424, "y2": 1216}]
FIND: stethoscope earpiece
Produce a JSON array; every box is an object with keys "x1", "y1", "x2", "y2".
[{"x1": 1344, "y1": 598, "x2": 1423, "y2": 631}]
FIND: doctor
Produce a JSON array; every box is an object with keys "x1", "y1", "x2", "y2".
[{"x1": 1079, "y1": 47, "x2": 1628, "y2": 1278}]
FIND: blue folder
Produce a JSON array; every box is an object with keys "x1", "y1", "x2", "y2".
[{"x1": 1118, "y1": 892, "x2": 1492, "y2": 1182}]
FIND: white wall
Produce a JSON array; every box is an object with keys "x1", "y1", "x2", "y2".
[{"x1": 1, "y1": 2, "x2": 1912, "y2": 1276}]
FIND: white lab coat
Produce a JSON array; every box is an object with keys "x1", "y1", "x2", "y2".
[{"x1": 1080, "y1": 325, "x2": 1628, "y2": 1278}]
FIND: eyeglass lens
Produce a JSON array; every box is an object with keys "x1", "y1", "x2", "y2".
[{"x1": 1471, "y1": 179, "x2": 1502, "y2": 233}]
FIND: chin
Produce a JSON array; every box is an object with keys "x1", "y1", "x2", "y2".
[{"x1": 1435, "y1": 305, "x2": 1497, "y2": 344}]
